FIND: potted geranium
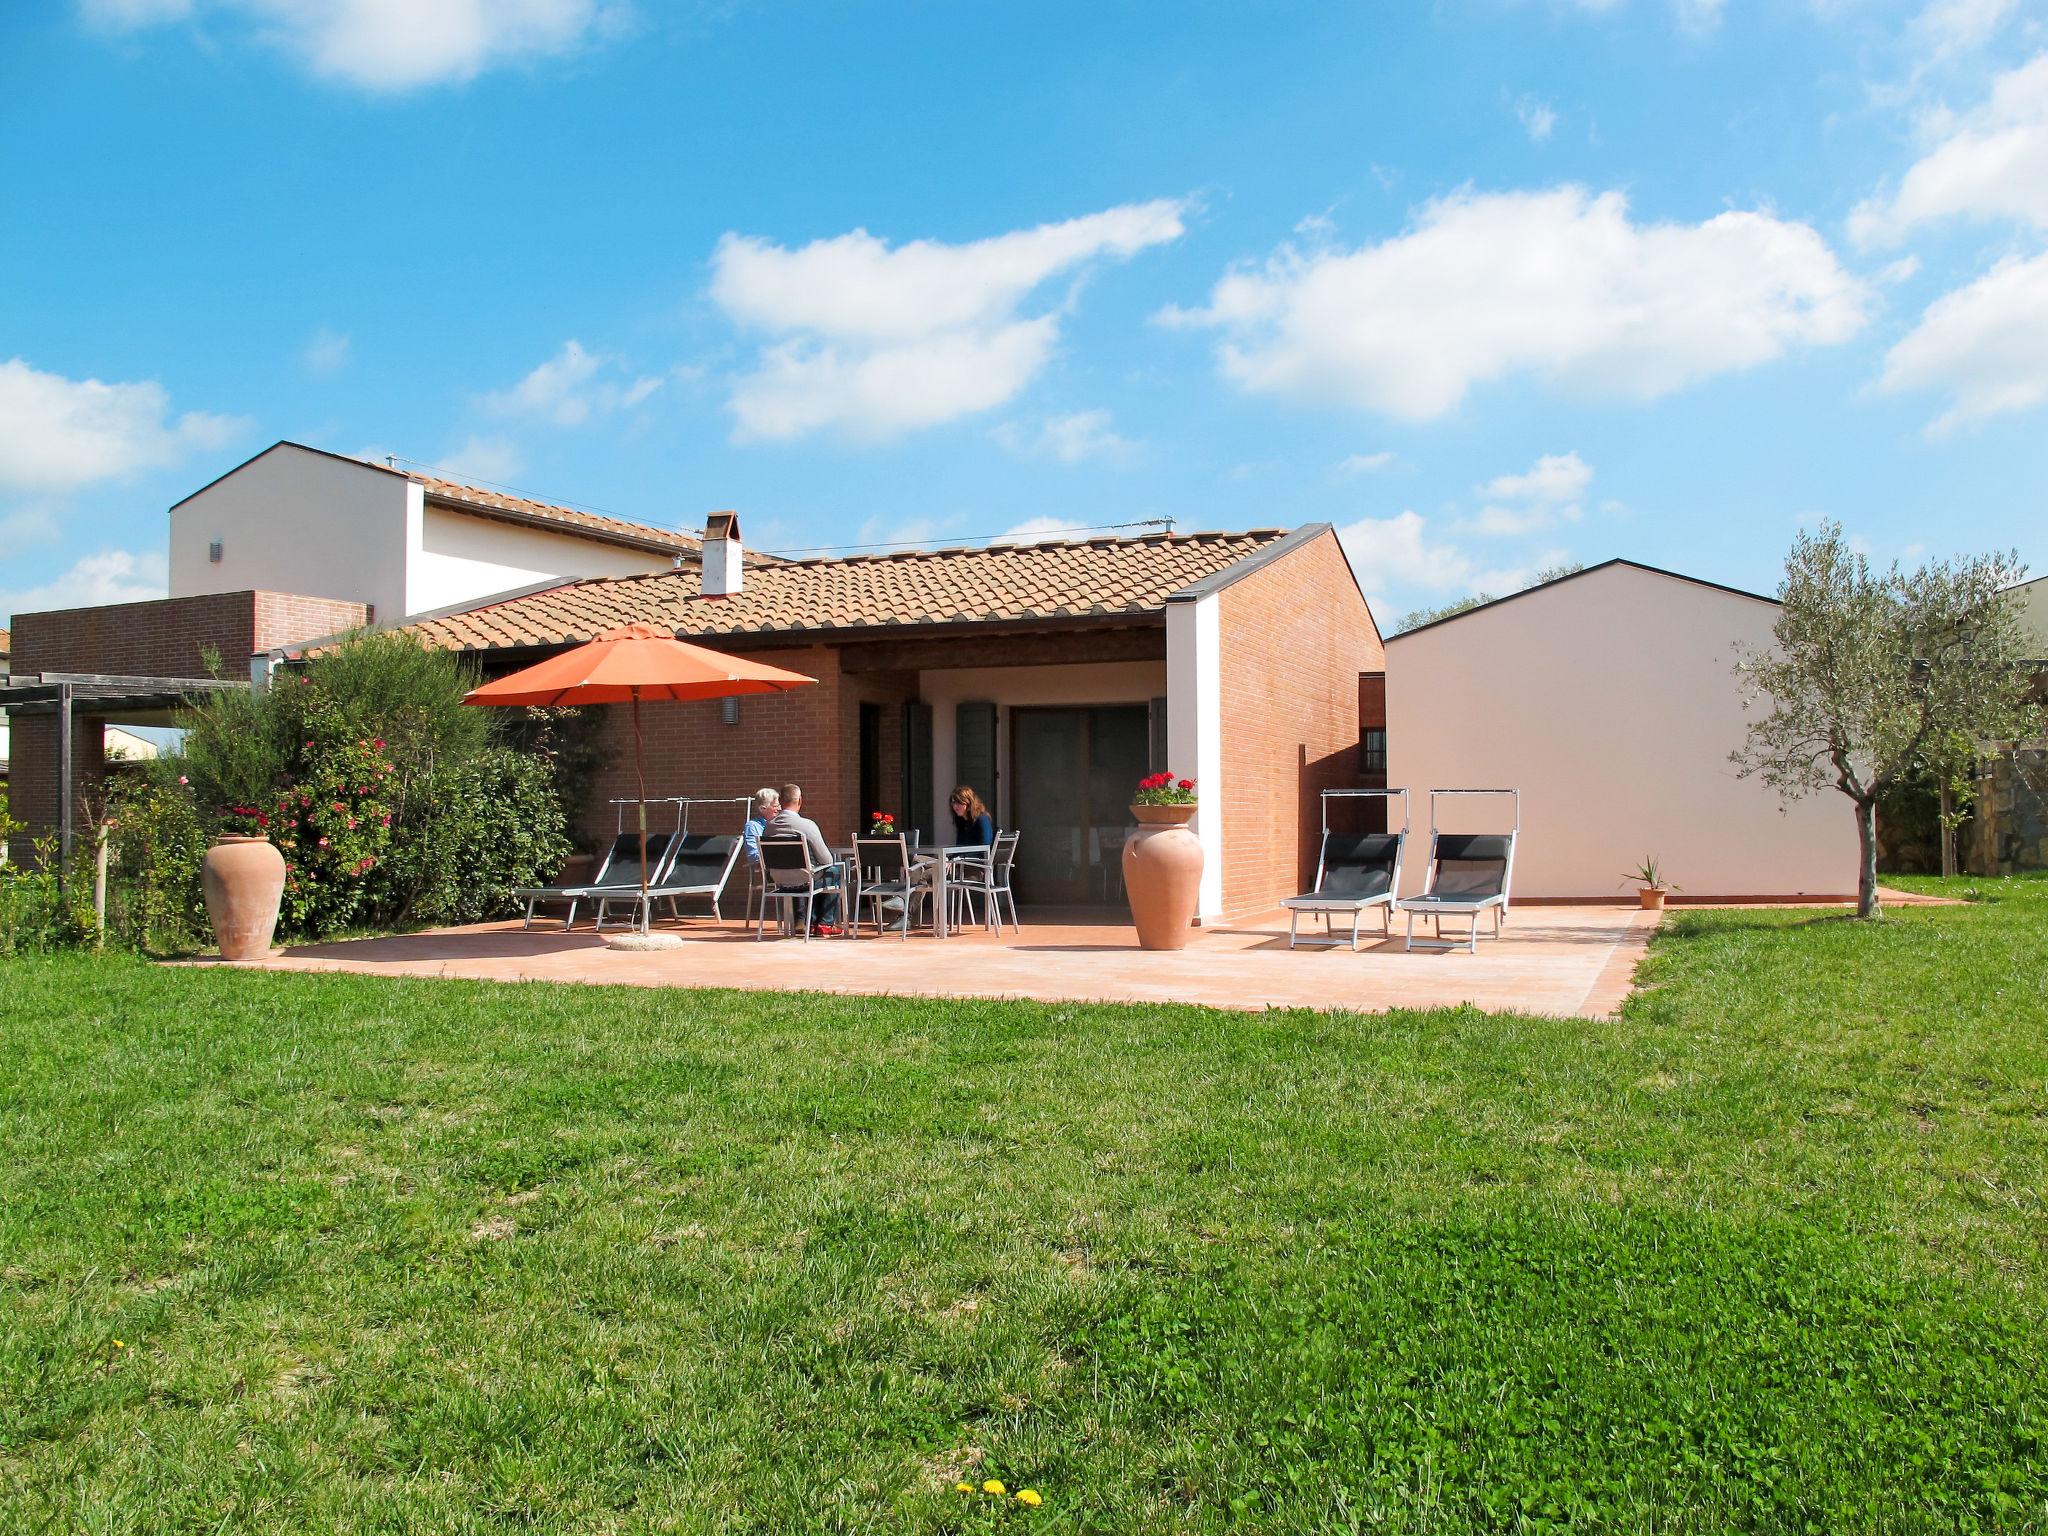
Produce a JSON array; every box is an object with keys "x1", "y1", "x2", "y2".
[
  {"x1": 1123, "y1": 772, "x2": 1201, "y2": 950},
  {"x1": 869, "y1": 810, "x2": 897, "y2": 837},
  {"x1": 1622, "y1": 856, "x2": 1679, "y2": 911}
]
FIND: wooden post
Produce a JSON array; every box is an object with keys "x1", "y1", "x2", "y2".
[
  {"x1": 93, "y1": 822, "x2": 111, "y2": 947},
  {"x1": 56, "y1": 683, "x2": 74, "y2": 898}
]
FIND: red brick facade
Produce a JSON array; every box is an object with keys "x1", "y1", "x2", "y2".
[
  {"x1": 7, "y1": 590, "x2": 368, "y2": 859},
  {"x1": 1214, "y1": 530, "x2": 1384, "y2": 917}
]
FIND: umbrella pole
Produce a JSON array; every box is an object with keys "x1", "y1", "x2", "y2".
[{"x1": 633, "y1": 688, "x2": 649, "y2": 934}]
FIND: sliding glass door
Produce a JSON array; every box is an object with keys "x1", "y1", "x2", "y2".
[{"x1": 1009, "y1": 705, "x2": 1151, "y2": 906}]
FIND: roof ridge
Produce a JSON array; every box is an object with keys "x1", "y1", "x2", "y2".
[{"x1": 763, "y1": 526, "x2": 1284, "y2": 571}]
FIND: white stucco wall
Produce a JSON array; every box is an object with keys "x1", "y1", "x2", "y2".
[
  {"x1": 1385, "y1": 562, "x2": 1857, "y2": 899},
  {"x1": 407, "y1": 503, "x2": 673, "y2": 616},
  {"x1": 1166, "y1": 595, "x2": 1225, "y2": 919},
  {"x1": 917, "y1": 660, "x2": 1169, "y2": 836},
  {"x1": 2010, "y1": 574, "x2": 2048, "y2": 655},
  {"x1": 170, "y1": 444, "x2": 410, "y2": 618}
]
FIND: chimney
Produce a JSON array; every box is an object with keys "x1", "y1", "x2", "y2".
[{"x1": 701, "y1": 511, "x2": 743, "y2": 597}]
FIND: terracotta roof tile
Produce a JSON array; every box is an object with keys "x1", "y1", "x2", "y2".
[
  {"x1": 400, "y1": 528, "x2": 1292, "y2": 652},
  {"x1": 411, "y1": 474, "x2": 699, "y2": 555}
]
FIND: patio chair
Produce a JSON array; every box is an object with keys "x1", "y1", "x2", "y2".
[
  {"x1": 1280, "y1": 788, "x2": 1409, "y2": 950},
  {"x1": 850, "y1": 835, "x2": 930, "y2": 939},
  {"x1": 596, "y1": 832, "x2": 742, "y2": 931},
  {"x1": 950, "y1": 830, "x2": 1020, "y2": 934},
  {"x1": 1396, "y1": 790, "x2": 1519, "y2": 953},
  {"x1": 756, "y1": 836, "x2": 836, "y2": 941},
  {"x1": 514, "y1": 829, "x2": 678, "y2": 931}
]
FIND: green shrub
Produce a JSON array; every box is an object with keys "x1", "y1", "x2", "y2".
[
  {"x1": 153, "y1": 633, "x2": 569, "y2": 943},
  {"x1": 386, "y1": 746, "x2": 570, "y2": 926},
  {"x1": 105, "y1": 761, "x2": 210, "y2": 956}
]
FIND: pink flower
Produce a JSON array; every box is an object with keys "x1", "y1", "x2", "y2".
[
  {"x1": 177, "y1": 775, "x2": 188, "y2": 786},
  {"x1": 318, "y1": 836, "x2": 330, "y2": 847}
]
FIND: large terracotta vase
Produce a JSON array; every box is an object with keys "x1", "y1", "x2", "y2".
[
  {"x1": 1121, "y1": 803, "x2": 1203, "y2": 951},
  {"x1": 202, "y1": 834, "x2": 287, "y2": 960}
]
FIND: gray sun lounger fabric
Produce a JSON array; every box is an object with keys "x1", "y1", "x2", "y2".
[
  {"x1": 595, "y1": 833, "x2": 742, "y2": 930},
  {"x1": 515, "y1": 830, "x2": 677, "y2": 931},
  {"x1": 1281, "y1": 831, "x2": 1404, "y2": 949},
  {"x1": 1397, "y1": 833, "x2": 1514, "y2": 952}
]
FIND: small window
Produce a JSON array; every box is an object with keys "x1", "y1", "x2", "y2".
[{"x1": 1361, "y1": 727, "x2": 1387, "y2": 775}]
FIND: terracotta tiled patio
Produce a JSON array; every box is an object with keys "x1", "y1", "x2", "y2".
[{"x1": 223, "y1": 903, "x2": 1664, "y2": 1019}]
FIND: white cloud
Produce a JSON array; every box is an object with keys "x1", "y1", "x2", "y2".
[
  {"x1": 1332, "y1": 451, "x2": 1396, "y2": 478},
  {"x1": 79, "y1": 0, "x2": 616, "y2": 91},
  {"x1": 484, "y1": 340, "x2": 662, "y2": 427},
  {"x1": 994, "y1": 409, "x2": 1136, "y2": 465},
  {"x1": 0, "y1": 358, "x2": 244, "y2": 494},
  {"x1": 1164, "y1": 187, "x2": 1868, "y2": 421},
  {"x1": 1516, "y1": 97, "x2": 1559, "y2": 142},
  {"x1": 1850, "y1": 53, "x2": 2048, "y2": 245},
  {"x1": 1337, "y1": 509, "x2": 1558, "y2": 605},
  {"x1": 1, "y1": 549, "x2": 168, "y2": 622},
  {"x1": 435, "y1": 434, "x2": 526, "y2": 485},
  {"x1": 1878, "y1": 250, "x2": 2048, "y2": 432},
  {"x1": 303, "y1": 325, "x2": 350, "y2": 375},
  {"x1": 1466, "y1": 450, "x2": 1594, "y2": 535},
  {"x1": 1909, "y1": 0, "x2": 2017, "y2": 64},
  {"x1": 1478, "y1": 450, "x2": 1593, "y2": 504},
  {"x1": 989, "y1": 516, "x2": 1101, "y2": 546},
  {"x1": 712, "y1": 200, "x2": 1188, "y2": 442}
]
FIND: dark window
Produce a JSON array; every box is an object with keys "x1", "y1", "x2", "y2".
[
  {"x1": 1361, "y1": 727, "x2": 1387, "y2": 776},
  {"x1": 858, "y1": 703, "x2": 883, "y2": 821}
]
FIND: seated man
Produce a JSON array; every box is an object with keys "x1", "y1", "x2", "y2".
[{"x1": 766, "y1": 782, "x2": 841, "y2": 933}]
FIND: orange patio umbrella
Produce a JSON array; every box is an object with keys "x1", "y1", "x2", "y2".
[{"x1": 464, "y1": 623, "x2": 817, "y2": 929}]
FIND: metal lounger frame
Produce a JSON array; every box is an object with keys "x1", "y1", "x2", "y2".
[
  {"x1": 592, "y1": 797, "x2": 753, "y2": 931},
  {"x1": 516, "y1": 797, "x2": 686, "y2": 930},
  {"x1": 1397, "y1": 789, "x2": 1520, "y2": 953},
  {"x1": 1281, "y1": 788, "x2": 1411, "y2": 950}
]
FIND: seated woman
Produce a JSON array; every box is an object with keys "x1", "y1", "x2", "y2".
[
  {"x1": 743, "y1": 787, "x2": 779, "y2": 862},
  {"x1": 949, "y1": 786, "x2": 995, "y2": 848}
]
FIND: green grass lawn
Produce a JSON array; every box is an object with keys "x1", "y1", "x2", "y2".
[{"x1": 3, "y1": 879, "x2": 2046, "y2": 1533}]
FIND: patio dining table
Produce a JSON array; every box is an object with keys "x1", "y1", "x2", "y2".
[{"x1": 832, "y1": 843, "x2": 990, "y2": 939}]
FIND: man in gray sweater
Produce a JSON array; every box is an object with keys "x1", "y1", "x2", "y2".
[{"x1": 766, "y1": 782, "x2": 841, "y2": 932}]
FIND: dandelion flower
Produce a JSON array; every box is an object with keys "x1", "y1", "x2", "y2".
[
  {"x1": 954, "y1": 1482, "x2": 972, "y2": 1494},
  {"x1": 982, "y1": 1479, "x2": 1006, "y2": 1496},
  {"x1": 112, "y1": 1339, "x2": 123, "y2": 1349},
  {"x1": 1016, "y1": 1489, "x2": 1042, "y2": 1507}
]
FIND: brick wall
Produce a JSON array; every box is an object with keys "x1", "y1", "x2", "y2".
[
  {"x1": 1213, "y1": 530, "x2": 1385, "y2": 916},
  {"x1": 7, "y1": 590, "x2": 368, "y2": 859},
  {"x1": 12, "y1": 590, "x2": 367, "y2": 677}
]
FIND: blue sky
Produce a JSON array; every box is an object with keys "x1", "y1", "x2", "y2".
[{"x1": 3, "y1": 0, "x2": 2045, "y2": 631}]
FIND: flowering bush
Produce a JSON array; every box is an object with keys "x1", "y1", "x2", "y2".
[
  {"x1": 1133, "y1": 771, "x2": 1197, "y2": 807},
  {"x1": 271, "y1": 730, "x2": 395, "y2": 935}
]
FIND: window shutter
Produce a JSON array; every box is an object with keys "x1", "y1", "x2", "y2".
[
  {"x1": 902, "y1": 701, "x2": 934, "y2": 841},
  {"x1": 955, "y1": 701, "x2": 998, "y2": 809},
  {"x1": 1149, "y1": 696, "x2": 1170, "y2": 773}
]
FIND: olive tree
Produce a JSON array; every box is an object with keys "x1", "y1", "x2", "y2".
[{"x1": 1731, "y1": 521, "x2": 2040, "y2": 918}]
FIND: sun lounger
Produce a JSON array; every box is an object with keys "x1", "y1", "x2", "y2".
[
  {"x1": 1397, "y1": 790, "x2": 1519, "y2": 953},
  {"x1": 595, "y1": 832, "x2": 742, "y2": 930},
  {"x1": 1282, "y1": 831, "x2": 1405, "y2": 949},
  {"x1": 515, "y1": 829, "x2": 677, "y2": 931}
]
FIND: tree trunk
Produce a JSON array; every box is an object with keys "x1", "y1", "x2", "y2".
[
  {"x1": 1937, "y1": 780, "x2": 1957, "y2": 877},
  {"x1": 1856, "y1": 797, "x2": 1881, "y2": 919}
]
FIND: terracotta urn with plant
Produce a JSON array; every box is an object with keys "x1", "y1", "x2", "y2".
[
  {"x1": 202, "y1": 806, "x2": 287, "y2": 960},
  {"x1": 1623, "y1": 856, "x2": 1678, "y2": 911},
  {"x1": 1122, "y1": 772, "x2": 1202, "y2": 951}
]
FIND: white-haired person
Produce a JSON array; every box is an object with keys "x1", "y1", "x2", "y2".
[{"x1": 743, "y1": 787, "x2": 780, "y2": 866}]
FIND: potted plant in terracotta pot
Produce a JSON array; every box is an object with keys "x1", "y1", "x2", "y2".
[
  {"x1": 1622, "y1": 856, "x2": 1679, "y2": 911},
  {"x1": 1122, "y1": 771, "x2": 1201, "y2": 950},
  {"x1": 202, "y1": 804, "x2": 288, "y2": 960}
]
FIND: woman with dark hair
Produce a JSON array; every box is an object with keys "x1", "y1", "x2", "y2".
[{"x1": 949, "y1": 785, "x2": 995, "y2": 847}]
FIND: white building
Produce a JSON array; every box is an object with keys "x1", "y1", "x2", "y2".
[
  {"x1": 169, "y1": 441, "x2": 698, "y2": 623},
  {"x1": 1385, "y1": 560, "x2": 1857, "y2": 900}
]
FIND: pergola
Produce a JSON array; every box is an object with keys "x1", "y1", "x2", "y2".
[{"x1": 0, "y1": 672, "x2": 244, "y2": 881}]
